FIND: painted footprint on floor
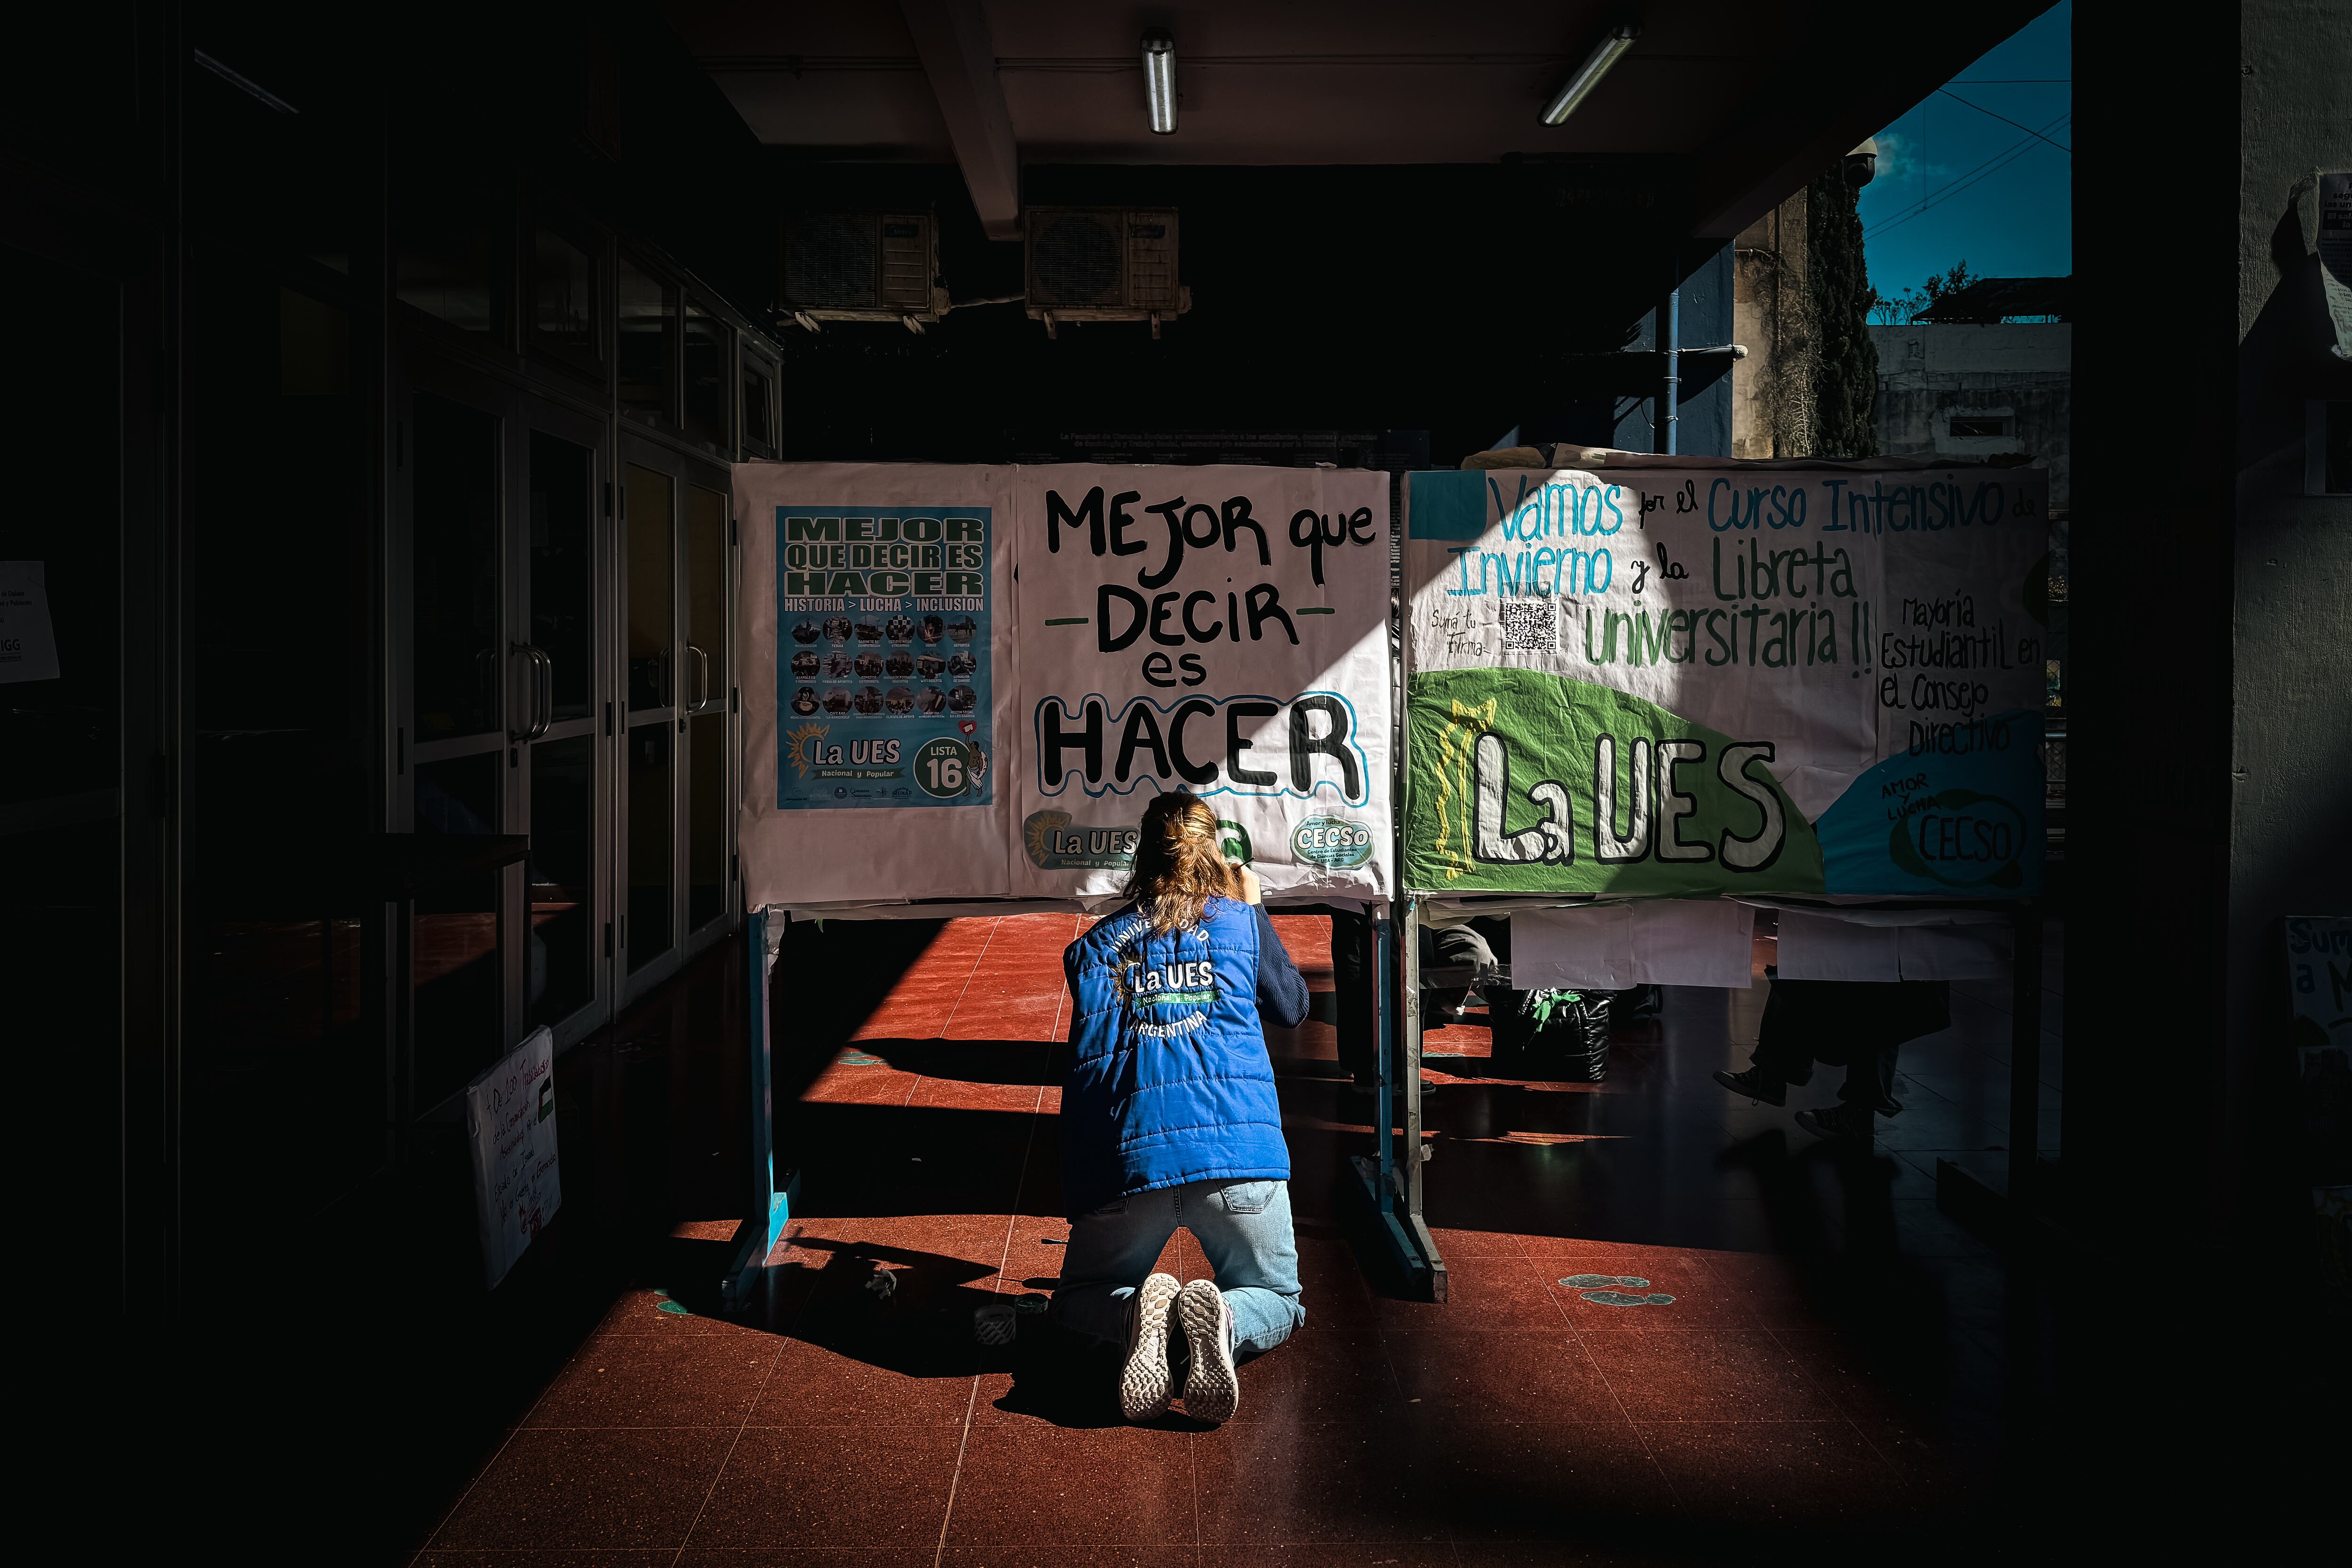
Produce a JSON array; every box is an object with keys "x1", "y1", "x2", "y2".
[{"x1": 1559, "y1": 1275, "x2": 1675, "y2": 1306}]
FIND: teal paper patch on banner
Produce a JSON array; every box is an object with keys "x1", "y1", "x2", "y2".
[{"x1": 1406, "y1": 470, "x2": 1489, "y2": 540}]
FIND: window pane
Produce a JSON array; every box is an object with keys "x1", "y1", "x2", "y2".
[
  {"x1": 412, "y1": 394, "x2": 501, "y2": 741},
  {"x1": 413, "y1": 751, "x2": 503, "y2": 1108},
  {"x1": 741, "y1": 356, "x2": 775, "y2": 457},
  {"x1": 617, "y1": 257, "x2": 674, "y2": 421},
  {"x1": 683, "y1": 302, "x2": 727, "y2": 446},
  {"x1": 627, "y1": 720, "x2": 673, "y2": 969},
  {"x1": 395, "y1": 168, "x2": 502, "y2": 334},
  {"x1": 529, "y1": 734, "x2": 595, "y2": 1026},
  {"x1": 689, "y1": 713, "x2": 726, "y2": 931},
  {"x1": 625, "y1": 464, "x2": 673, "y2": 712},
  {"x1": 531, "y1": 225, "x2": 597, "y2": 369},
  {"x1": 686, "y1": 483, "x2": 727, "y2": 704},
  {"x1": 529, "y1": 431, "x2": 594, "y2": 723}
]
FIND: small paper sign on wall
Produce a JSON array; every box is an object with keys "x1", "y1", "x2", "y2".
[{"x1": 466, "y1": 1026, "x2": 563, "y2": 1289}]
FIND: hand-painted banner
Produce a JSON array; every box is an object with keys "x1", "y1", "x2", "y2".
[
  {"x1": 1403, "y1": 460, "x2": 2048, "y2": 898},
  {"x1": 1010, "y1": 465, "x2": 1393, "y2": 902},
  {"x1": 736, "y1": 462, "x2": 1394, "y2": 909}
]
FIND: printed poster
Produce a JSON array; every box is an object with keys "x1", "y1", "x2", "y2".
[
  {"x1": 772, "y1": 505, "x2": 995, "y2": 811},
  {"x1": 736, "y1": 463, "x2": 1018, "y2": 904},
  {"x1": 1402, "y1": 460, "x2": 2048, "y2": 897},
  {"x1": 1010, "y1": 465, "x2": 1392, "y2": 902}
]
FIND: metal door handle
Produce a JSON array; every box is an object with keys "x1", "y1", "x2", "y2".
[
  {"x1": 685, "y1": 644, "x2": 711, "y2": 712},
  {"x1": 529, "y1": 645, "x2": 553, "y2": 739},
  {"x1": 510, "y1": 643, "x2": 554, "y2": 740}
]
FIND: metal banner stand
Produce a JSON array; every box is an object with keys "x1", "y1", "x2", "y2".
[{"x1": 722, "y1": 906, "x2": 795, "y2": 1312}]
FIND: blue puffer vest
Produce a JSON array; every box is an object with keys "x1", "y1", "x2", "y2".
[{"x1": 1059, "y1": 896, "x2": 1289, "y2": 1219}]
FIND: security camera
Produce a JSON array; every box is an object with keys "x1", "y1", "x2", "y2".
[{"x1": 1843, "y1": 137, "x2": 1880, "y2": 188}]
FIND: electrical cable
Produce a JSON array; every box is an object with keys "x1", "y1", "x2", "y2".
[
  {"x1": 1865, "y1": 110, "x2": 2071, "y2": 238},
  {"x1": 1935, "y1": 89, "x2": 2072, "y2": 152}
]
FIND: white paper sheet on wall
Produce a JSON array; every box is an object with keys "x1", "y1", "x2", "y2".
[
  {"x1": 1772, "y1": 906, "x2": 2010, "y2": 981},
  {"x1": 465, "y1": 1027, "x2": 562, "y2": 1289},
  {"x1": 1512, "y1": 899, "x2": 1756, "y2": 990},
  {"x1": 0, "y1": 561, "x2": 62, "y2": 684}
]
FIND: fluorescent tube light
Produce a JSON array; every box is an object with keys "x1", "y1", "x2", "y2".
[
  {"x1": 1540, "y1": 22, "x2": 1639, "y2": 126},
  {"x1": 1142, "y1": 31, "x2": 1177, "y2": 135}
]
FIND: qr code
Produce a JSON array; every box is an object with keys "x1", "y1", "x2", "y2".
[{"x1": 1497, "y1": 598, "x2": 1557, "y2": 653}]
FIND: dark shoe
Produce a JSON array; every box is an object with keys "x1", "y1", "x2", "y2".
[
  {"x1": 1713, "y1": 1067, "x2": 1787, "y2": 1106},
  {"x1": 1795, "y1": 1102, "x2": 1877, "y2": 1142}
]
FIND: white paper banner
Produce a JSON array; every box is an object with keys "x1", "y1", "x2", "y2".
[
  {"x1": 1512, "y1": 899, "x2": 1756, "y2": 990},
  {"x1": 1403, "y1": 460, "x2": 2049, "y2": 899},
  {"x1": 1009, "y1": 465, "x2": 1393, "y2": 902}
]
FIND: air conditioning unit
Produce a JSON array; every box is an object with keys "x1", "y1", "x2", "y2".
[
  {"x1": 1024, "y1": 207, "x2": 1192, "y2": 337},
  {"x1": 781, "y1": 211, "x2": 948, "y2": 328}
]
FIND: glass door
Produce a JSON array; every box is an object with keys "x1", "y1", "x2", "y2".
[
  {"x1": 405, "y1": 384, "x2": 511, "y2": 1114},
  {"x1": 516, "y1": 408, "x2": 608, "y2": 1045},
  {"x1": 621, "y1": 458, "x2": 678, "y2": 993},
  {"x1": 684, "y1": 480, "x2": 732, "y2": 942},
  {"x1": 401, "y1": 365, "x2": 615, "y2": 1104},
  {"x1": 617, "y1": 440, "x2": 737, "y2": 1006}
]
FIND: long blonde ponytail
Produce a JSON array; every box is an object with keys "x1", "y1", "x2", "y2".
[{"x1": 1122, "y1": 792, "x2": 1240, "y2": 935}]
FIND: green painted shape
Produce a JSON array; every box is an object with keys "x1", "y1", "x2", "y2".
[
  {"x1": 1406, "y1": 667, "x2": 1824, "y2": 896},
  {"x1": 1559, "y1": 1274, "x2": 1649, "y2": 1289},
  {"x1": 1581, "y1": 1290, "x2": 1676, "y2": 1306},
  {"x1": 657, "y1": 1301, "x2": 692, "y2": 1315}
]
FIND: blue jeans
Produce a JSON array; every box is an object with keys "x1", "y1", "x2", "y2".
[{"x1": 1051, "y1": 1178, "x2": 1305, "y2": 1360}]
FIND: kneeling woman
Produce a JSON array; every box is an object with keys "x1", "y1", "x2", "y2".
[{"x1": 1052, "y1": 791, "x2": 1311, "y2": 1424}]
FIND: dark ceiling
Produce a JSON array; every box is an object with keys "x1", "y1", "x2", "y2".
[{"x1": 665, "y1": 1, "x2": 2058, "y2": 238}]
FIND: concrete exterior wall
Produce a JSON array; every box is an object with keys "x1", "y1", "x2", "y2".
[
  {"x1": 2224, "y1": 0, "x2": 2352, "y2": 1210},
  {"x1": 1732, "y1": 191, "x2": 1811, "y2": 458},
  {"x1": 1869, "y1": 322, "x2": 2072, "y2": 506}
]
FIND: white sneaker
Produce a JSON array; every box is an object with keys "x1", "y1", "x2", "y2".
[
  {"x1": 1176, "y1": 1278, "x2": 1240, "y2": 1424},
  {"x1": 1118, "y1": 1273, "x2": 1183, "y2": 1423}
]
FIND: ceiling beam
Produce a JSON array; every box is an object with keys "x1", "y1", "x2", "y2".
[
  {"x1": 898, "y1": 0, "x2": 1022, "y2": 239},
  {"x1": 1687, "y1": 0, "x2": 2061, "y2": 239}
]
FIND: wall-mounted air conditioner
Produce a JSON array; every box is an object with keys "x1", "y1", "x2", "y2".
[
  {"x1": 1024, "y1": 207, "x2": 1191, "y2": 337},
  {"x1": 781, "y1": 211, "x2": 948, "y2": 330}
]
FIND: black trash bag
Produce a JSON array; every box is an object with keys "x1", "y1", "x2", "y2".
[{"x1": 1485, "y1": 986, "x2": 1611, "y2": 1082}]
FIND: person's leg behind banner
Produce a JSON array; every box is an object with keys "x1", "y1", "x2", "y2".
[{"x1": 1716, "y1": 974, "x2": 1823, "y2": 1105}]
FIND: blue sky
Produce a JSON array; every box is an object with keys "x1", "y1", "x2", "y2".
[{"x1": 1859, "y1": 1, "x2": 2072, "y2": 302}]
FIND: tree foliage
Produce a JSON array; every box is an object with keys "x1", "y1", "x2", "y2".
[{"x1": 1806, "y1": 167, "x2": 1880, "y2": 458}]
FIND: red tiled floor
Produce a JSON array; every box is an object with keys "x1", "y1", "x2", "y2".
[
  {"x1": 942, "y1": 1421, "x2": 1197, "y2": 1546},
  {"x1": 1386, "y1": 1330, "x2": 1619, "y2": 1422},
  {"x1": 1636, "y1": 1418, "x2": 1906, "y2": 1525},
  {"x1": 1577, "y1": 1329, "x2": 1842, "y2": 1423},
  {"x1": 396, "y1": 913, "x2": 2052, "y2": 1560},
  {"x1": 1192, "y1": 1421, "x2": 1432, "y2": 1544},
  {"x1": 427, "y1": 1427, "x2": 735, "y2": 1550},
  {"x1": 526, "y1": 1336, "x2": 782, "y2": 1428},
  {"x1": 686, "y1": 1424, "x2": 966, "y2": 1551}
]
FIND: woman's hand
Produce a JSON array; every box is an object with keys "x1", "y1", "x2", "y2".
[{"x1": 1232, "y1": 864, "x2": 1263, "y2": 905}]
